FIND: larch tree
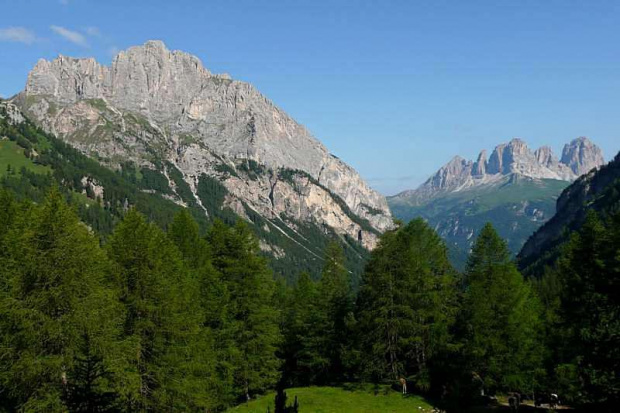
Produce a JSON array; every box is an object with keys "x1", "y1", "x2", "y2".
[
  {"x1": 207, "y1": 220, "x2": 281, "y2": 401},
  {"x1": 106, "y1": 209, "x2": 212, "y2": 411},
  {"x1": 0, "y1": 189, "x2": 124, "y2": 412},
  {"x1": 356, "y1": 218, "x2": 457, "y2": 389},
  {"x1": 461, "y1": 223, "x2": 543, "y2": 395}
]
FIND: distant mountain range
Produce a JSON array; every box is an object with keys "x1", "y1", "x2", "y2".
[
  {"x1": 389, "y1": 137, "x2": 605, "y2": 268},
  {"x1": 3, "y1": 40, "x2": 395, "y2": 281}
]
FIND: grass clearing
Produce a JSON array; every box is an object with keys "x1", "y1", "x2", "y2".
[
  {"x1": 0, "y1": 140, "x2": 51, "y2": 177},
  {"x1": 227, "y1": 386, "x2": 434, "y2": 413}
]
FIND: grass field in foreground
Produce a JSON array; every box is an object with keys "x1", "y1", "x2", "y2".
[{"x1": 227, "y1": 386, "x2": 434, "y2": 413}]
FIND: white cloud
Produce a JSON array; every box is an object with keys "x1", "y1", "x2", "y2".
[
  {"x1": 0, "y1": 27, "x2": 37, "y2": 44},
  {"x1": 84, "y1": 26, "x2": 100, "y2": 37},
  {"x1": 50, "y1": 25, "x2": 88, "y2": 47}
]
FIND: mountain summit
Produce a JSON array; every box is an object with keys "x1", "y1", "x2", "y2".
[
  {"x1": 389, "y1": 137, "x2": 604, "y2": 268},
  {"x1": 13, "y1": 41, "x2": 392, "y2": 274},
  {"x1": 396, "y1": 137, "x2": 604, "y2": 205}
]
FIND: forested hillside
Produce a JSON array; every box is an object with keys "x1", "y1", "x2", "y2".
[
  {"x1": 0, "y1": 101, "x2": 370, "y2": 282},
  {"x1": 0, "y1": 190, "x2": 281, "y2": 411},
  {"x1": 519, "y1": 151, "x2": 620, "y2": 274},
  {"x1": 1, "y1": 184, "x2": 618, "y2": 411}
]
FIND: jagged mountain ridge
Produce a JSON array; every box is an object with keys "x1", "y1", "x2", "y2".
[
  {"x1": 389, "y1": 137, "x2": 605, "y2": 268},
  {"x1": 13, "y1": 40, "x2": 392, "y2": 254},
  {"x1": 394, "y1": 137, "x2": 604, "y2": 206}
]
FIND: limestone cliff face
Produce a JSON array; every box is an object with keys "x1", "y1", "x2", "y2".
[
  {"x1": 561, "y1": 136, "x2": 605, "y2": 176},
  {"x1": 16, "y1": 40, "x2": 392, "y2": 249}
]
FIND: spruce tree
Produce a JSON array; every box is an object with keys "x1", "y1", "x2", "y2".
[
  {"x1": 357, "y1": 218, "x2": 457, "y2": 389},
  {"x1": 207, "y1": 220, "x2": 281, "y2": 400},
  {"x1": 0, "y1": 189, "x2": 124, "y2": 412},
  {"x1": 461, "y1": 223, "x2": 543, "y2": 395},
  {"x1": 106, "y1": 209, "x2": 213, "y2": 411}
]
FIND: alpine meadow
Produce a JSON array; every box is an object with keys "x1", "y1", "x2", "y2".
[{"x1": 0, "y1": 1, "x2": 619, "y2": 412}]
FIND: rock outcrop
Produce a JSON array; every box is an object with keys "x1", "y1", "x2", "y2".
[
  {"x1": 15, "y1": 40, "x2": 392, "y2": 250},
  {"x1": 561, "y1": 136, "x2": 605, "y2": 176}
]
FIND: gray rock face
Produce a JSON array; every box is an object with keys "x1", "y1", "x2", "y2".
[
  {"x1": 561, "y1": 136, "x2": 605, "y2": 176},
  {"x1": 392, "y1": 137, "x2": 604, "y2": 205},
  {"x1": 472, "y1": 150, "x2": 487, "y2": 177},
  {"x1": 16, "y1": 40, "x2": 393, "y2": 248},
  {"x1": 534, "y1": 146, "x2": 557, "y2": 168}
]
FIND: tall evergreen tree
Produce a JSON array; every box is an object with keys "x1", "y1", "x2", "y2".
[
  {"x1": 280, "y1": 272, "x2": 325, "y2": 386},
  {"x1": 549, "y1": 211, "x2": 620, "y2": 409},
  {"x1": 461, "y1": 223, "x2": 543, "y2": 395},
  {"x1": 315, "y1": 242, "x2": 354, "y2": 383},
  {"x1": 356, "y1": 219, "x2": 457, "y2": 390},
  {"x1": 207, "y1": 220, "x2": 281, "y2": 401},
  {"x1": 0, "y1": 189, "x2": 124, "y2": 412},
  {"x1": 168, "y1": 209, "x2": 233, "y2": 407},
  {"x1": 106, "y1": 209, "x2": 213, "y2": 411}
]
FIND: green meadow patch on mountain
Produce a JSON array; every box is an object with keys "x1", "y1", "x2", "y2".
[{"x1": 0, "y1": 139, "x2": 51, "y2": 177}]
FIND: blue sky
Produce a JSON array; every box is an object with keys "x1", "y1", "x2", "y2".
[{"x1": 1, "y1": 0, "x2": 619, "y2": 195}]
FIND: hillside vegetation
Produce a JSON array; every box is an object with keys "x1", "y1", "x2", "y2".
[
  {"x1": 0, "y1": 102, "x2": 369, "y2": 283},
  {"x1": 390, "y1": 175, "x2": 568, "y2": 268},
  {"x1": 1, "y1": 102, "x2": 618, "y2": 412}
]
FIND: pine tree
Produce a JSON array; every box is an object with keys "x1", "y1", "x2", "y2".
[
  {"x1": 356, "y1": 218, "x2": 457, "y2": 389},
  {"x1": 207, "y1": 220, "x2": 281, "y2": 400},
  {"x1": 461, "y1": 223, "x2": 543, "y2": 395},
  {"x1": 106, "y1": 209, "x2": 212, "y2": 411},
  {"x1": 550, "y1": 211, "x2": 620, "y2": 408},
  {"x1": 0, "y1": 189, "x2": 124, "y2": 412}
]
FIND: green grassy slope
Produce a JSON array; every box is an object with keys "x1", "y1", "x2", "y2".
[
  {"x1": 227, "y1": 386, "x2": 433, "y2": 413},
  {"x1": 0, "y1": 140, "x2": 51, "y2": 176}
]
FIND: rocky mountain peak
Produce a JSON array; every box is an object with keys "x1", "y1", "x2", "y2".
[
  {"x1": 393, "y1": 137, "x2": 605, "y2": 204},
  {"x1": 473, "y1": 150, "x2": 487, "y2": 177},
  {"x1": 561, "y1": 137, "x2": 604, "y2": 175},
  {"x1": 508, "y1": 137, "x2": 528, "y2": 153},
  {"x1": 427, "y1": 156, "x2": 473, "y2": 191},
  {"x1": 16, "y1": 41, "x2": 394, "y2": 250},
  {"x1": 534, "y1": 146, "x2": 557, "y2": 168}
]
